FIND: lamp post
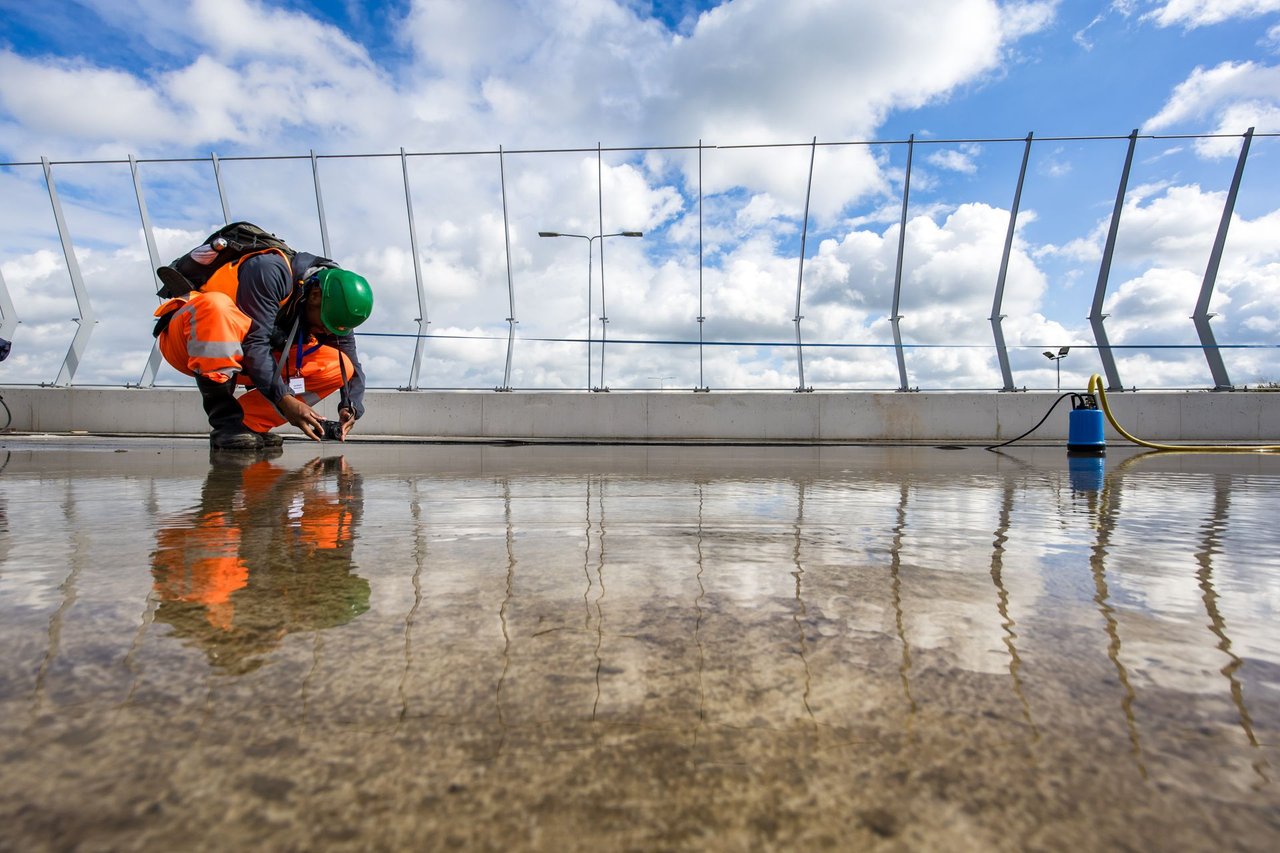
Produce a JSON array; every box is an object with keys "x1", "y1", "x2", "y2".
[
  {"x1": 1043, "y1": 346, "x2": 1070, "y2": 392},
  {"x1": 539, "y1": 230, "x2": 643, "y2": 390}
]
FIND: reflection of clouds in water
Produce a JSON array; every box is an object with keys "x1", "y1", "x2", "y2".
[
  {"x1": 1208, "y1": 553, "x2": 1280, "y2": 665},
  {"x1": 1097, "y1": 474, "x2": 1280, "y2": 667},
  {"x1": 0, "y1": 475, "x2": 197, "y2": 611},
  {"x1": 0, "y1": 447, "x2": 1276, "y2": 738},
  {"x1": 1, "y1": 444, "x2": 1278, "y2": 830},
  {"x1": 891, "y1": 485, "x2": 1047, "y2": 676}
]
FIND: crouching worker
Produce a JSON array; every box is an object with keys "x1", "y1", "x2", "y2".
[{"x1": 154, "y1": 246, "x2": 373, "y2": 450}]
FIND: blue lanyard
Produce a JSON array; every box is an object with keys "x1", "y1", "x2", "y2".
[{"x1": 292, "y1": 325, "x2": 322, "y2": 377}]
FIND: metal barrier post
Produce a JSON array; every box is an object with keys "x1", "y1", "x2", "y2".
[
  {"x1": 890, "y1": 135, "x2": 913, "y2": 392},
  {"x1": 596, "y1": 143, "x2": 609, "y2": 391},
  {"x1": 497, "y1": 145, "x2": 516, "y2": 391},
  {"x1": 695, "y1": 140, "x2": 709, "y2": 391},
  {"x1": 42, "y1": 157, "x2": 96, "y2": 386},
  {"x1": 211, "y1": 152, "x2": 231, "y2": 224},
  {"x1": 1090, "y1": 129, "x2": 1138, "y2": 392},
  {"x1": 793, "y1": 137, "x2": 816, "y2": 392},
  {"x1": 401, "y1": 148, "x2": 430, "y2": 390},
  {"x1": 992, "y1": 133, "x2": 1033, "y2": 392},
  {"x1": 130, "y1": 154, "x2": 167, "y2": 387},
  {"x1": 310, "y1": 149, "x2": 331, "y2": 258},
  {"x1": 1194, "y1": 127, "x2": 1253, "y2": 391}
]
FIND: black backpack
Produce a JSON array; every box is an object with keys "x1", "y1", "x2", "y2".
[{"x1": 155, "y1": 221, "x2": 295, "y2": 298}]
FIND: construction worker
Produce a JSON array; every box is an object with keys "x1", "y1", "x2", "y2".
[{"x1": 153, "y1": 245, "x2": 373, "y2": 450}]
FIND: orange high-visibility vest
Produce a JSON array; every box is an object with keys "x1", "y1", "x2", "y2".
[
  {"x1": 202, "y1": 247, "x2": 293, "y2": 305},
  {"x1": 153, "y1": 248, "x2": 300, "y2": 384}
]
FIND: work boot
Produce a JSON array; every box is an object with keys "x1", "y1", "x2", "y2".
[
  {"x1": 255, "y1": 431, "x2": 284, "y2": 448},
  {"x1": 197, "y1": 376, "x2": 264, "y2": 452},
  {"x1": 211, "y1": 431, "x2": 263, "y2": 451}
]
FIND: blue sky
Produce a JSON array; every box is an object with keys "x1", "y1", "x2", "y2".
[{"x1": 0, "y1": 0, "x2": 1277, "y2": 392}]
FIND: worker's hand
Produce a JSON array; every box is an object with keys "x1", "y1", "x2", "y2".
[
  {"x1": 279, "y1": 394, "x2": 325, "y2": 442},
  {"x1": 338, "y1": 407, "x2": 357, "y2": 440}
]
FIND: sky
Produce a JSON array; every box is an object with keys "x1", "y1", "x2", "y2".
[{"x1": 0, "y1": 0, "x2": 1277, "y2": 392}]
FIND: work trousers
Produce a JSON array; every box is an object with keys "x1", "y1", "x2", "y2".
[{"x1": 157, "y1": 290, "x2": 353, "y2": 433}]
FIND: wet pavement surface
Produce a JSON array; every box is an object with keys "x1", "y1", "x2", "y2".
[{"x1": 0, "y1": 438, "x2": 1278, "y2": 851}]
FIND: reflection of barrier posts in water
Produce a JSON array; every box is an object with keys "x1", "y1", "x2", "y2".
[
  {"x1": 1191, "y1": 473, "x2": 1270, "y2": 784},
  {"x1": 394, "y1": 477, "x2": 434, "y2": 733},
  {"x1": 1086, "y1": 460, "x2": 1149, "y2": 778},
  {"x1": 692, "y1": 483, "x2": 708, "y2": 741},
  {"x1": 150, "y1": 455, "x2": 369, "y2": 674},
  {"x1": 989, "y1": 477, "x2": 1039, "y2": 742},
  {"x1": 1106, "y1": 451, "x2": 1270, "y2": 783},
  {"x1": 889, "y1": 483, "x2": 917, "y2": 722},
  {"x1": 495, "y1": 478, "x2": 515, "y2": 752},
  {"x1": 791, "y1": 481, "x2": 817, "y2": 728}
]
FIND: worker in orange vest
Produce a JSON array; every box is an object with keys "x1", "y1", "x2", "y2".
[{"x1": 154, "y1": 246, "x2": 373, "y2": 450}]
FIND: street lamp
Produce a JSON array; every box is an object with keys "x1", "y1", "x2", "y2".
[
  {"x1": 647, "y1": 376, "x2": 676, "y2": 389},
  {"x1": 538, "y1": 230, "x2": 643, "y2": 390},
  {"x1": 1043, "y1": 346, "x2": 1070, "y2": 391}
]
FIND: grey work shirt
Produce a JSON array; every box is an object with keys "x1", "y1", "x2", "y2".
[{"x1": 234, "y1": 251, "x2": 367, "y2": 418}]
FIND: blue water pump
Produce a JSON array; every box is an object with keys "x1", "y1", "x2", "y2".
[{"x1": 1067, "y1": 394, "x2": 1106, "y2": 456}]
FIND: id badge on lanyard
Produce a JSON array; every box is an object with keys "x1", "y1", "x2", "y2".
[{"x1": 288, "y1": 334, "x2": 322, "y2": 395}]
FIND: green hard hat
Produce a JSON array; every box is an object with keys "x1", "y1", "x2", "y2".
[{"x1": 315, "y1": 268, "x2": 373, "y2": 336}]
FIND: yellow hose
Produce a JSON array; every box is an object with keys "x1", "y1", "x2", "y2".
[{"x1": 1087, "y1": 374, "x2": 1280, "y2": 453}]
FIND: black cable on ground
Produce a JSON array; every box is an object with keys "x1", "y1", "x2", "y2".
[{"x1": 984, "y1": 393, "x2": 1081, "y2": 451}]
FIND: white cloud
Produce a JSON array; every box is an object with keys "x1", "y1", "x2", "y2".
[
  {"x1": 0, "y1": 0, "x2": 1056, "y2": 189},
  {"x1": 779, "y1": 201, "x2": 1060, "y2": 388},
  {"x1": 926, "y1": 144, "x2": 982, "y2": 174},
  {"x1": 1037, "y1": 146, "x2": 1073, "y2": 177},
  {"x1": 0, "y1": 7, "x2": 399, "y2": 155},
  {"x1": 1074, "y1": 12, "x2": 1108, "y2": 50},
  {"x1": 1142, "y1": 0, "x2": 1280, "y2": 29},
  {"x1": 188, "y1": 0, "x2": 375, "y2": 67},
  {"x1": 1001, "y1": 1, "x2": 1059, "y2": 37},
  {"x1": 1145, "y1": 61, "x2": 1280, "y2": 155},
  {"x1": 0, "y1": 0, "x2": 1276, "y2": 392},
  {"x1": 0, "y1": 53, "x2": 173, "y2": 147},
  {"x1": 1091, "y1": 182, "x2": 1280, "y2": 384},
  {"x1": 655, "y1": 1, "x2": 1025, "y2": 144},
  {"x1": 403, "y1": 0, "x2": 580, "y2": 76}
]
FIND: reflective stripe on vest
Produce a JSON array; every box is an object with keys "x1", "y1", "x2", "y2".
[{"x1": 178, "y1": 299, "x2": 245, "y2": 361}]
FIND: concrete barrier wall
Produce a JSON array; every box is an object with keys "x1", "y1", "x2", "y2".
[{"x1": 2, "y1": 386, "x2": 1278, "y2": 443}]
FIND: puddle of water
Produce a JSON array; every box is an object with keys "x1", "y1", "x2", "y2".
[{"x1": 0, "y1": 442, "x2": 1277, "y2": 849}]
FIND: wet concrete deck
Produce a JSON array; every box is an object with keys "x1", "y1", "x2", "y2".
[{"x1": 0, "y1": 438, "x2": 1278, "y2": 850}]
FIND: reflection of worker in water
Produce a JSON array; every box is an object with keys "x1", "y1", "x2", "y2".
[{"x1": 151, "y1": 455, "x2": 369, "y2": 674}]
